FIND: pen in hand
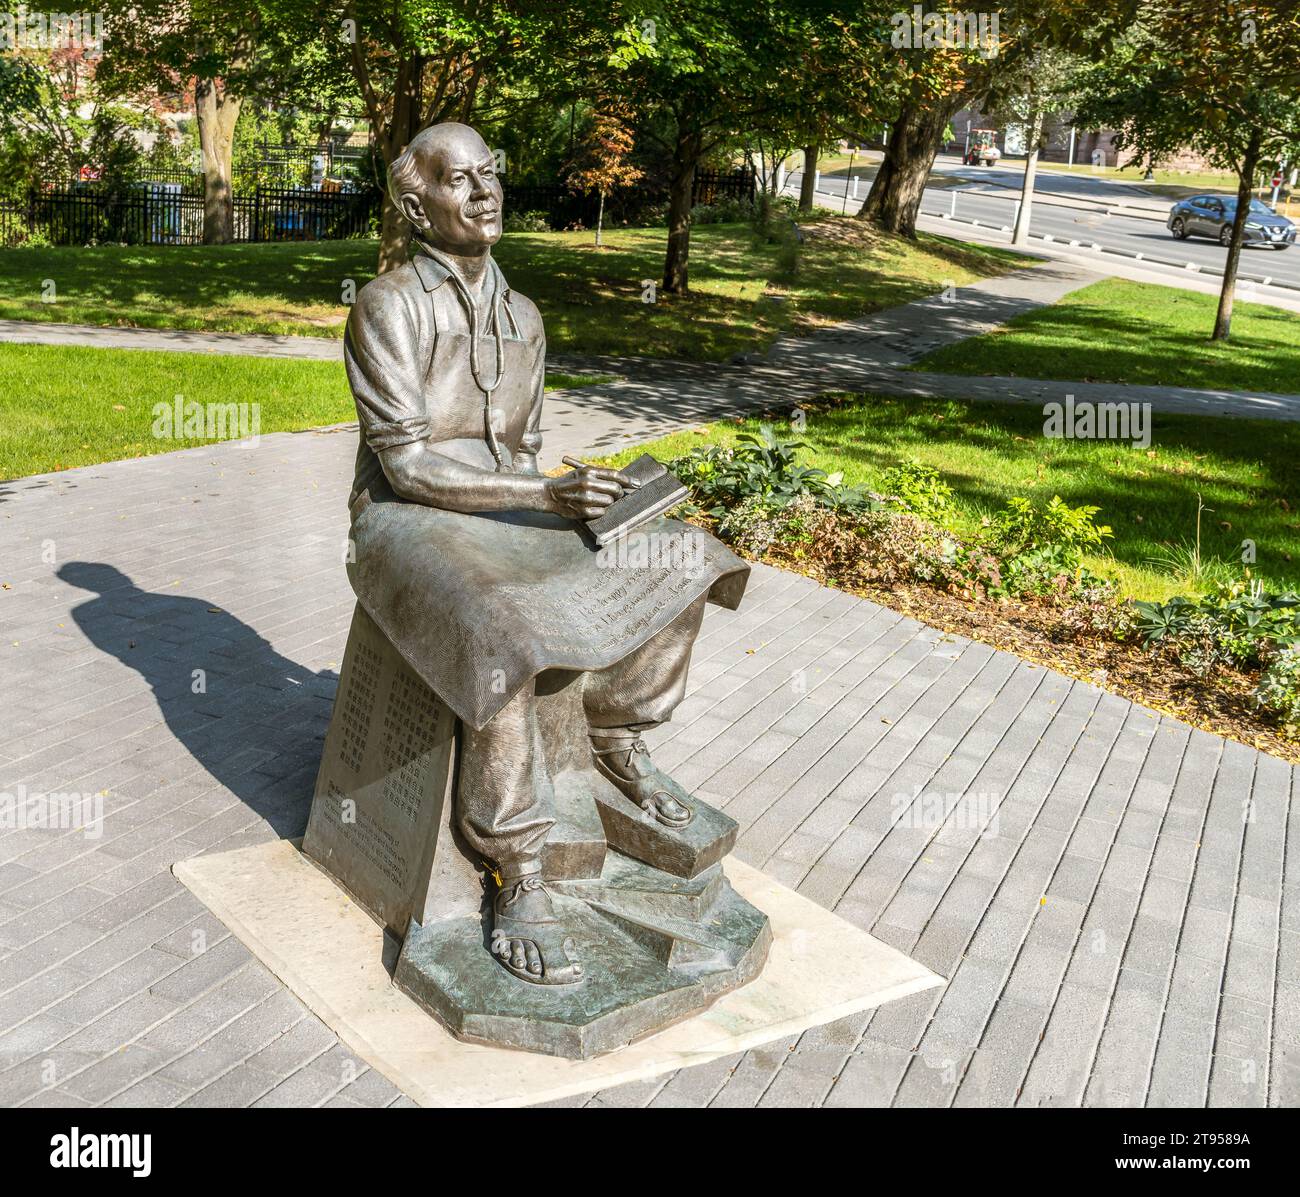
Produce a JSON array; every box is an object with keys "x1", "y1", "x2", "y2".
[{"x1": 561, "y1": 456, "x2": 641, "y2": 489}]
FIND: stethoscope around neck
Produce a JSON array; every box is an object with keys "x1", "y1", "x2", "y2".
[{"x1": 416, "y1": 239, "x2": 516, "y2": 472}]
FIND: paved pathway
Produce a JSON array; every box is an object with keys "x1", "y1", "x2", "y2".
[
  {"x1": 8, "y1": 262, "x2": 1296, "y2": 430},
  {"x1": 0, "y1": 318, "x2": 342, "y2": 360},
  {"x1": 1, "y1": 257, "x2": 1297, "y2": 1108},
  {"x1": 0, "y1": 383, "x2": 1296, "y2": 1108},
  {"x1": 548, "y1": 260, "x2": 1300, "y2": 442}
]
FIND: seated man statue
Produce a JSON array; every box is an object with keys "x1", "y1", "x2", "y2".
[{"x1": 342, "y1": 122, "x2": 748, "y2": 987}]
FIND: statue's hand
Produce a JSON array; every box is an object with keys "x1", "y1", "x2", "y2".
[{"x1": 544, "y1": 466, "x2": 632, "y2": 521}]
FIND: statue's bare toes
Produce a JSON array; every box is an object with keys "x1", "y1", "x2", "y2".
[{"x1": 491, "y1": 924, "x2": 583, "y2": 985}]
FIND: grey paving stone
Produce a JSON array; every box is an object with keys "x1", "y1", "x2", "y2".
[
  {"x1": 1018, "y1": 982, "x2": 1110, "y2": 1107},
  {"x1": 757, "y1": 1047, "x2": 849, "y2": 1108},
  {"x1": 706, "y1": 1038, "x2": 800, "y2": 1107},
  {"x1": 1207, "y1": 1050, "x2": 1268, "y2": 1108},
  {"x1": 823, "y1": 1040, "x2": 912, "y2": 1107},
  {"x1": 242, "y1": 1014, "x2": 337, "y2": 1076},
  {"x1": 893, "y1": 1048, "x2": 970, "y2": 1107},
  {"x1": 584, "y1": 1075, "x2": 672, "y2": 1108},
  {"x1": 181, "y1": 1062, "x2": 283, "y2": 1108},
  {"x1": 335, "y1": 1065, "x2": 403, "y2": 1107},
  {"x1": 55, "y1": 1043, "x2": 165, "y2": 1105},
  {"x1": 100, "y1": 1072, "x2": 190, "y2": 1108},
  {"x1": 953, "y1": 995, "x2": 1047, "y2": 1107},
  {"x1": 55, "y1": 990, "x2": 180, "y2": 1056},
  {"x1": 249, "y1": 1068, "x2": 344, "y2": 1108},
  {"x1": 145, "y1": 933, "x2": 254, "y2": 1002}
]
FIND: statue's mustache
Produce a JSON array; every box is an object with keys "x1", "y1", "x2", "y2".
[{"x1": 464, "y1": 198, "x2": 498, "y2": 217}]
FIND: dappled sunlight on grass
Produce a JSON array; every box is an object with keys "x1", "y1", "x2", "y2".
[
  {"x1": 0, "y1": 241, "x2": 375, "y2": 336},
  {"x1": 0, "y1": 218, "x2": 1025, "y2": 358},
  {"x1": 498, "y1": 222, "x2": 1025, "y2": 359}
]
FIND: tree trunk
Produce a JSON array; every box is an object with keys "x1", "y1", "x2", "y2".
[
  {"x1": 594, "y1": 190, "x2": 605, "y2": 248},
  {"x1": 367, "y1": 51, "x2": 423, "y2": 275},
  {"x1": 195, "y1": 77, "x2": 242, "y2": 245},
  {"x1": 1213, "y1": 128, "x2": 1262, "y2": 341},
  {"x1": 1012, "y1": 107, "x2": 1042, "y2": 247},
  {"x1": 798, "y1": 143, "x2": 817, "y2": 212},
  {"x1": 857, "y1": 100, "x2": 958, "y2": 237},
  {"x1": 662, "y1": 131, "x2": 700, "y2": 295},
  {"x1": 377, "y1": 191, "x2": 411, "y2": 275}
]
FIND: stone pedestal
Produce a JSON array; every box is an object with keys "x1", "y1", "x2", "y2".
[{"x1": 302, "y1": 603, "x2": 769, "y2": 1059}]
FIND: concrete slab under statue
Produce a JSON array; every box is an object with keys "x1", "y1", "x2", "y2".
[
  {"x1": 173, "y1": 119, "x2": 942, "y2": 1079},
  {"x1": 175, "y1": 839, "x2": 943, "y2": 1106}
]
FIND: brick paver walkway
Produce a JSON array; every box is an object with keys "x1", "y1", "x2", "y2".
[{"x1": 1, "y1": 388, "x2": 1295, "y2": 1107}]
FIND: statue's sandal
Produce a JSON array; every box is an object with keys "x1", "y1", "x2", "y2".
[
  {"x1": 591, "y1": 739, "x2": 695, "y2": 828},
  {"x1": 490, "y1": 877, "x2": 584, "y2": 985}
]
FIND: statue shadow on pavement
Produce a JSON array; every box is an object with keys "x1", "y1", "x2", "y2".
[{"x1": 57, "y1": 561, "x2": 332, "y2": 839}]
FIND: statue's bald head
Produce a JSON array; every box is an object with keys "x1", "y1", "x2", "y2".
[{"x1": 388, "y1": 122, "x2": 503, "y2": 252}]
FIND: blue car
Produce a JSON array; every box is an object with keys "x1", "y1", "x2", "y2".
[{"x1": 1167, "y1": 195, "x2": 1295, "y2": 250}]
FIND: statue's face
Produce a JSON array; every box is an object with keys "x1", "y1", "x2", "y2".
[{"x1": 402, "y1": 130, "x2": 503, "y2": 252}]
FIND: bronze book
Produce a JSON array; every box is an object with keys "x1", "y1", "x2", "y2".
[{"x1": 585, "y1": 454, "x2": 689, "y2": 546}]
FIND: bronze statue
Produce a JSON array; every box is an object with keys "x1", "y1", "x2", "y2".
[{"x1": 304, "y1": 122, "x2": 767, "y2": 1056}]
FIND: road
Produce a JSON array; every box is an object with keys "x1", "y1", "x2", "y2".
[{"x1": 785, "y1": 165, "x2": 1300, "y2": 291}]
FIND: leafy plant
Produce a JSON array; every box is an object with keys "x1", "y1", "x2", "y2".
[
  {"x1": 691, "y1": 195, "x2": 763, "y2": 224},
  {"x1": 1132, "y1": 595, "x2": 1198, "y2": 645},
  {"x1": 1133, "y1": 577, "x2": 1300, "y2": 680},
  {"x1": 880, "y1": 461, "x2": 953, "y2": 522},
  {"x1": 670, "y1": 425, "x2": 868, "y2": 520},
  {"x1": 990, "y1": 495, "x2": 1112, "y2": 563},
  {"x1": 1256, "y1": 646, "x2": 1300, "y2": 734},
  {"x1": 503, "y1": 209, "x2": 552, "y2": 233}
]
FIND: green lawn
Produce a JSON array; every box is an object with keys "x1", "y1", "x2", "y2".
[
  {"x1": 912, "y1": 278, "x2": 1300, "y2": 394},
  {"x1": 598, "y1": 392, "x2": 1300, "y2": 601},
  {"x1": 0, "y1": 341, "x2": 605, "y2": 479},
  {"x1": 0, "y1": 221, "x2": 1025, "y2": 359}
]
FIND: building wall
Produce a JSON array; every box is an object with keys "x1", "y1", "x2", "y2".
[{"x1": 946, "y1": 107, "x2": 1219, "y2": 172}]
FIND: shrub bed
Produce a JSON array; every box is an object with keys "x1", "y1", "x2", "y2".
[{"x1": 667, "y1": 428, "x2": 1300, "y2": 759}]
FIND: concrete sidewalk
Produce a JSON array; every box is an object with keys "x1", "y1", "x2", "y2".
[
  {"x1": 0, "y1": 318, "x2": 343, "y2": 360},
  {"x1": 0, "y1": 395, "x2": 1295, "y2": 1108}
]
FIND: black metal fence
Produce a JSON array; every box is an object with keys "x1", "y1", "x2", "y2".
[
  {"x1": 692, "y1": 168, "x2": 758, "y2": 204},
  {"x1": 0, "y1": 185, "x2": 379, "y2": 247},
  {"x1": 0, "y1": 165, "x2": 757, "y2": 247},
  {"x1": 237, "y1": 186, "x2": 377, "y2": 241}
]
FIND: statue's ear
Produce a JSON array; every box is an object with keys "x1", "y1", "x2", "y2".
[{"x1": 398, "y1": 192, "x2": 430, "y2": 230}]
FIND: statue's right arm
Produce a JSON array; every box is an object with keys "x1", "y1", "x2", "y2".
[
  {"x1": 347, "y1": 283, "x2": 621, "y2": 518},
  {"x1": 380, "y1": 442, "x2": 625, "y2": 519},
  {"x1": 379, "y1": 440, "x2": 555, "y2": 513}
]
